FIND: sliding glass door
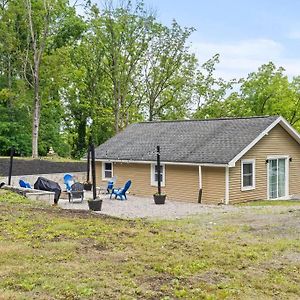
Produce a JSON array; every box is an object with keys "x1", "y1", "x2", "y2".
[{"x1": 268, "y1": 158, "x2": 287, "y2": 199}]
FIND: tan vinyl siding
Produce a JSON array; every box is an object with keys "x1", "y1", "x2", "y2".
[
  {"x1": 96, "y1": 162, "x2": 199, "y2": 202},
  {"x1": 201, "y1": 167, "x2": 225, "y2": 204},
  {"x1": 165, "y1": 165, "x2": 199, "y2": 202},
  {"x1": 229, "y1": 124, "x2": 300, "y2": 204}
]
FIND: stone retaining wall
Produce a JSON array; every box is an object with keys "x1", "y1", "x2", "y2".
[
  {"x1": 0, "y1": 158, "x2": 86, "y2": 176},
  {"x1": 2, "y1": 185, "x2": 55, "y2": 202}
]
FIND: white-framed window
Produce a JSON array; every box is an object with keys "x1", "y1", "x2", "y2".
[
  {"x1": 241, "y1": 159, "x2": 255, "y2": 191},
  {"x1": 102, "y1": 162, "x2": 113, "y2": 180},
  {"x1": 150, "y1": 164, "x2": 165, "y2": 187}
]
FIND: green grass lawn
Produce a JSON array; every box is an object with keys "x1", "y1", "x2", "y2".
[{"x1": 0, "y1": 190, "x2": 300, "y2": 299}]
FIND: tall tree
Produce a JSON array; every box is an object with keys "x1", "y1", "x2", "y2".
[
  {"x1": 90, "y1": 1, "x2": 154, "y2": 132},
  {"x1": 22, "y1": 0, "x2": 85, "y2": 157},
  {"x1": 195, "y1": 61, "x2": 300, "y2": 131},
  {"x1": 140, "y1": 21, "x2": 196, "y2": 121},
  {"x1": 24, "y1": 0, "x2": 51, "y2": 157},
  {"x1": 193, "y1": 54, "x2": 237, "y2": 119}
]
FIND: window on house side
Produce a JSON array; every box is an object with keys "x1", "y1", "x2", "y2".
[
  {"x1": 154, "y1": 165, "x2": 163, "y2": 183},
  {"x1": 151, "y1": 164, "x2": 165, "y2": 187},
  {"x1": 241, "y1": 160, "x2": 255, "y2": 191},
  {"x1": 103, "y1": 162, "x2": 113, "y2": 179}
]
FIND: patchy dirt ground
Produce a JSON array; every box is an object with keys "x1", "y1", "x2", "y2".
[{"x1": 0, "y1": 190, "x2": 300, "y2": 299}]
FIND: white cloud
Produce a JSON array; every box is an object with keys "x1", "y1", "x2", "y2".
[
  {"x1": 287, "y1": 30, "x2": 300, "y2": 40},
  {"x1": 190, "y1": 38, "x2": 300, "y2": 80}
]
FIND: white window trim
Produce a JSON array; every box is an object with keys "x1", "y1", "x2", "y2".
[
  {"x1": 102, "y1": 162, "x2": 113, "y2": 181},
  {"x1": 241, "y1": 159, "x2": 256, "y2": 191},
  {"x1": 150, "y1": 164, "x2": 166, "y2": 187},
  {"x1": 266, "y1": 155, "x2": 289, "y2": 200}
]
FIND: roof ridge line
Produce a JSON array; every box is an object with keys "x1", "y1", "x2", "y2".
[{"x1": 138, "y1": 115, "x2": 278, "y2": 124}]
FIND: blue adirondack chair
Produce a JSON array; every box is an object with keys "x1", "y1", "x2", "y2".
[
  {"x1": 63, "y1": 174, "x2": 74, "y2": 191},
  {"x1": 19, "y1": 179, "x2": 32, "y2": 189},
  {"x1": 110, "y1": 180, "x2": 131, "y2": 200},
  {"x1": 107, "y1": 176, "x2": 117, "y2": 194}
]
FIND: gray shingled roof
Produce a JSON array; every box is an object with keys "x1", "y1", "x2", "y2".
[{"x1": 94, "y1": 116, "x2": 279, "y2": 164}]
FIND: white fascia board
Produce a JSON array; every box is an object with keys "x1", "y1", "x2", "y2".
[
  {"x1": 228, "y1": 117, "x2": 282, "y2": 167},
  {"x1": 229, "y1": 116, "x2": 300, "y2": 167},
  {"x1": 278, "y1": 116, "x2": 300, "y2": 144},
  {"x1": 93, "y1": 159, "x2": 228, "y2": 168}
]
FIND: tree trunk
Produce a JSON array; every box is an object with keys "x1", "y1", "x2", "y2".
[
  {"x1": 32, "y1": 62, "x2": 40, "y2": 158},
  {"x1": 26, "y1": 0, "x2": 49, "y2": 158},
  {"x1": 113, "y1": 87, "x2": 120, "y2": 133},
  {"x1": 149, "y1": 97, "x2": 154, "y2": 121},
  {"x1": 7, "y1": 54, "x2": 13, "y2": 113}
]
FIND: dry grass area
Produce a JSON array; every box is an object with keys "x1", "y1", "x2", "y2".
[{"x1": 0, "y1": 190, "x2": 300, "y2": 299}]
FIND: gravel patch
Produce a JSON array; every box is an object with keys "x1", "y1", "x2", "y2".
[
  {"x1": 55, "y1": 192, "x2": 300, "y2": 220},
  {"x1": 56, "y1": 192, "x2": 240, "y2": 220}
]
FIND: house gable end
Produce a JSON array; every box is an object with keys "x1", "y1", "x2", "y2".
[
  {"x1": 228, "y1": 117, "x2": 300, "y2": 167},
  {"x1": 228, "y1": 122, "x2": 300, "y2": 204}
]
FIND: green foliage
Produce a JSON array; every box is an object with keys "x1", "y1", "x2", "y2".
[
  {"x1": 1, "y1": 0, "x2": 300, "y2": 159},
  {"x1": 0, "y1": 0, "x2": 87, "y2": 157},
  {"x1": 194, "y1": 62, "x2": 300, "y2": 132}
]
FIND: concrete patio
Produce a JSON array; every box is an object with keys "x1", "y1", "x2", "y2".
[{"x1": 56, "y1": 191, "x2": 237, "y2": 220}]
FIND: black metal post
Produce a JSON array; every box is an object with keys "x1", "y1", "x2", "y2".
[
  {"x1": 157, "y1": 145, "x2": 161, "y2": 195},
  {"x1": 8, "y1": 147, "x2": 14, "y2": 186},
  {"x1": 87, "y1": 145, "x2": 90, "y2": 182},
  {"x1": 91, "y1": 144, "x2": 97, "y2": 200}
]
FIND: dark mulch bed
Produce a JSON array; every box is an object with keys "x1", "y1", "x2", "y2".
[{"x1": 0, "y1": 158, "x2": 86, "y2": 176}]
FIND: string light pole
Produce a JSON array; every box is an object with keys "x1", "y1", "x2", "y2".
[
  {"x1": 8, "y1": 147, "x2": 14, "y2": 186},
  {"x1": 157, "y1": 145, "x2": 161, "y2": 195},
  {"x1": 153, "y1": 145, "x2": 166, "y2": 204}
]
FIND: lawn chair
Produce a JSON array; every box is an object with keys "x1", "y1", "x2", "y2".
[
  {"x1": 63, "y1": 174, "x2": 74, "y2": 191},
  {"x1": 19, "y1": 179, "x2": 32, "y2": 189},
  {"x1": 110, "y1": 180, "x2": 131, "y2": 200},
  {"x1": 68, "y1": 182, "x2": 84, "y2": 203},
  {"x1": 107, "y1": 176, "x2": 117, "y2": 194}
]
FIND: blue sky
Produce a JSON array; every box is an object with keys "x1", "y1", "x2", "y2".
[{"x1": 90, "y1": 0, "x2": 300, "y2": 80}]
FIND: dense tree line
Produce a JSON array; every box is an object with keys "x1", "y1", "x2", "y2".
[{"x1": 1, "y1": 0, "x2": 300, "y2": 158}]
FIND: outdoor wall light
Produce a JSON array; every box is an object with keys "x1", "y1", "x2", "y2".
[
  {"x1": 289, "y1": 157, "x2": 293, "y2": 162},
  {"x1": 265, "y1": 159, "x2": 269, "y2": 164}
]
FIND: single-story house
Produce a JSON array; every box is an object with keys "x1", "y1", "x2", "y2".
[{"x1": 94, "y1": 116, "x2": 300, "y2": 204}]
